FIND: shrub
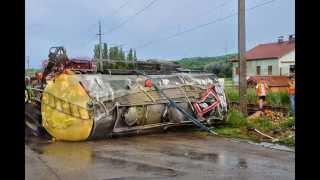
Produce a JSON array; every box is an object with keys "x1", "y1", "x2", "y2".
[
  {"x1": 246, "y1": 88, "x2": 257, "y2": 104},
  {"x1": 279, "y1": 137, "x2": 295, "y2": 147},
  {"x1": 225, "y1": 87, "x2": 239, "y2": 102},
  {"x1": 226, "y1": 108, "x2": 247, "y2": 128},
  {"x1": 279, "y1": 116, "x2": 295, "y2": 129},
  {"x1": 266, "y1": 92, "x2": 289, "y2": 107}
]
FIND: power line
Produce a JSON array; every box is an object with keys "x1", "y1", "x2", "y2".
[
  {"x1": 57, "y1": 0, "x2": 131, "y2": 47},
  {"x1": 105, "y1": 0, "x2": 158, "y2": 34},
  {"x1": 88, "y1": 0, "x2": 157, "y2": 54},
  {"x1": 196, "y1": 0, "x2": 234, "y2": 19},
  {"x1": 80, "y1": 34, "x2": 97, "y2": 51},
  {"x1": 26, "y1": 56, "x2": 30, "y2": 69},
  {"x1": 134, "y1": 0, "x2": 234, "y2": 49},
  {"x1": 73, "y1": 0, "x2": 144, "y2": 54},
  {"x1": 134, "y1": 0, "x2": 277, "y2": 50},
  {"x1": 108, "y1": 0, "x2": 230, "y2": 56},
  {"x1": 109, "y1": 0, "x2": 131, "y2": 17},
  {"x1": 86, "y1": 0, "x2": 131, "y2": 32}
]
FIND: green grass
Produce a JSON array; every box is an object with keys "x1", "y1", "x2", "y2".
[
  {"x1": 266, "y1": 92, "x2": 290, "y2": 107},
  {"x1": 247, "y1": 117, "x2": 274, "y2": 131},
  {"x1": 247, "y1": 88, "x2": 258, "y2": 104},
  {"x1": 215, "y1": 127, "x2": 258, "y2": 140},
  {"x1": 225, "y1": 87, "x2": 239, "y2": 102},
  {"x1": 278, "y1": 137, "x2": 295, "y2": 147},
  {"x1": 226, "y1": 108, "x2": 247, "y2": 128},
  {"x1": 279, "y1": 116, "x2": 295, "y2": 129},
  {"x1": 225, "y1": 87, "x2": 290, "y2": 107},
  {"x1": 213, "y1": 107, "x2": 295, "y2": 147}
]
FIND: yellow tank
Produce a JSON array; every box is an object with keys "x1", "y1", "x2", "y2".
[{"x1": 41, "y1": 73, "x2": 93, "y2": 141}]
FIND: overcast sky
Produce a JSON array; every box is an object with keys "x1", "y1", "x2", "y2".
[{"x1": 26, "y1": 0, "x2": 294, "y2": 68}]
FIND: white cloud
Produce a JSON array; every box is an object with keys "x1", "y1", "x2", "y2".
[{"x1": 26, "y1": 0, "x2": 295, "y2": 68}]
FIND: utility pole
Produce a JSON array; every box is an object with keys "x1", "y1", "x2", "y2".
[
  {"x1": 97, "y1": 21, "x2": 103, "y2": 60},
  {"x1": 97, "y1": 21, "x2": 104, "y2": 71},
  {"x1": 26, "y1": 56, "x2": 30, "y2": 70},
  {"x1": 238, "y1": 0, "x2": 247, "y2": 115}
]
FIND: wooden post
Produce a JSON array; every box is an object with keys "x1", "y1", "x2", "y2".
[{"x1": 238, "y1": 0, "x2": 247, "y2": 115}]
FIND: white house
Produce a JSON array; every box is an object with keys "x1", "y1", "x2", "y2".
[{"x1": 230, "y1": 35, "x2": 295, "y2": 85}]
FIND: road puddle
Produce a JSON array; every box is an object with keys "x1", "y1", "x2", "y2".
[{"x1": 161, "y1": 148, "x2": 219, "y2": 162}]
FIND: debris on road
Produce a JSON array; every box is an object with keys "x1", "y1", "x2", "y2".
[
  {"x1": 247, "y1": 127, "x2": 279, "y2": 142},
  {"x1": 248, "y1": 110, "x2": 286, "y2": 125}
]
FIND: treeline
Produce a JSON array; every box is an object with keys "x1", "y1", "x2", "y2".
[
  {"x1": 93, "y1": 43, "x2": 138, "y2": 61},
  {"x1": 25, "y1": 68, "x2": 41, "y2": 76},
  {"x1": 176, "y1": 53, "x2": 236, "y2": 77}
]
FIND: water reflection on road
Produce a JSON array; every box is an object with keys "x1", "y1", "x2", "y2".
[{"x1": 25, "y1": 131, "x2": 295, "y2": 180}]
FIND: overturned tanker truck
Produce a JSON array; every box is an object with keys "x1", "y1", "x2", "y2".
[{"x1": 25, "y1": 47, "x2": 228, "y2": 141}]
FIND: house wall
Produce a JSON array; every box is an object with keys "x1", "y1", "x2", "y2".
[
  {"x1": 232, "y1": 59, "x2": 279, "y2": 85},
  {"x1": 279, "y1": 50, "x2": 295, "y2": 76}
]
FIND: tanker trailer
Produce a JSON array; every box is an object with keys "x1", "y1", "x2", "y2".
[{"x1": 25, "y1": 47, "x2": 228, "y2": 141}]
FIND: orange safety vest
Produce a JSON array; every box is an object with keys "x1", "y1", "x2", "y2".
[
  {"x1": 288, "y1": 81, "x2": 295, "y2": 95},
  {"x1": 256, "y1": 82, "x2": 268, "y2": 96}
]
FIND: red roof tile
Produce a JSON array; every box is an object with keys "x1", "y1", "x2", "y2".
[
  {"x1": 247, "y1": 76, "x2": 290, "y2": 87},
  {"x1": 245, "y1": 40, "x2": 295, "y2": 60},
  {"x1": 230, "y1": 40, "x2": 295, "y2": 62}
]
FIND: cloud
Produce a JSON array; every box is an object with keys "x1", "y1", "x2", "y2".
[{"x1": 26, "y1": 0, "x2": 294, "y2": 68}]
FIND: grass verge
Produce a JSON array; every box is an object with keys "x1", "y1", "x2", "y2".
[
  {"x1": 225, "y1": 87, "x2": 290, "y2": 107},
  {"x1": 213, "y1": 108, "x2": 295, "y2": 147}
]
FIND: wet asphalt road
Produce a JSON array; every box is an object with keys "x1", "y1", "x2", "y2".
[{"x1": 25, "y1": 131, "x2": 294, "y2": 180}]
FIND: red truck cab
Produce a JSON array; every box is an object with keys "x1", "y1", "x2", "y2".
[
  {"x1": 41, "y1": 58, "x2": 97, "y2": 74},
  {"x1": 66, "y1": 58, "x2": 97, "y2": 74}
]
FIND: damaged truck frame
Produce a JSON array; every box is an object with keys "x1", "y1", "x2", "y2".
[{"x1": 25, "y1": 47, "x2": 228, "y2": 141}]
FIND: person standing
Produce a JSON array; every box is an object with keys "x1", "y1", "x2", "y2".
[
  {"x1": 256, "y1": 80, "x2": 269, "y2": 110},
  {"x1": 35, "y1": 72, "x2": 43, "y2": 85},
  {"x1": 288, "y1": 77, "x2": 295, "y2": 114}
]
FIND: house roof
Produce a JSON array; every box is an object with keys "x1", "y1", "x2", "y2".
[
  {"x1": 247, "y1": 76, "x2": 291, "y2": 87},
  {"x1": 231, "y1": 40, "x2": 295, "y2": 62}
]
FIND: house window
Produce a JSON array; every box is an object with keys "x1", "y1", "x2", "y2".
[
  {"x1": 236, "y1": 67, "x2": 239, "y2": 75},
  {"x1": 268, "y1": 66, "x2": 272, "y2": 75},
  {"x1": 256, "y1": 66, "x2": 261, "y2": 75}
]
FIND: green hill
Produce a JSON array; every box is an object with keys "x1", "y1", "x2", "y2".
[{"x1": 176, "y1": 53, "x2": 236, "y2": 77}]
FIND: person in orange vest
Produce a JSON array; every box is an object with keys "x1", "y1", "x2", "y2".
[
  {"x1": 288, "y1": 76, "x2": 295, "y2": 114},
  {"x1": 256, "y1": 80, "x2": 269, "y2": 110}
]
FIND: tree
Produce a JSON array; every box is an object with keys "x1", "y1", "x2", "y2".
[
  {"x1": 109, "y1": 46, "x2": 119, "y2": 60},
  {"x1": 133, "y1": 49, "x2": 137, "y2": 61},
  {"x1": 127, "y1": 48, "x2": 133, "y2": 61},
  {"x1": 119, "y1": 48, "x2": 125, "y2": 61},
  {"x1": 108, "y1": 47, "x2": 114, "y2": 60},
  {"x1": 204, "y1": 61, "x2": 232, "y2": 78},
  {"x1": 103, "y1": 43, "x2": 108, "y2": 59},
  {"x1": 114, "y1": 46, "x2": 120, "y2": 60},
  {"x1": 93, "y1": 44, "x2": 101, "y2": 59}
]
